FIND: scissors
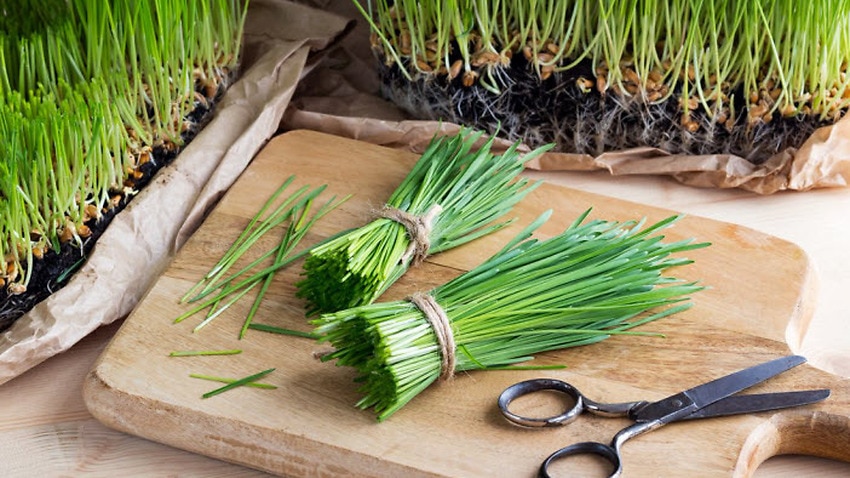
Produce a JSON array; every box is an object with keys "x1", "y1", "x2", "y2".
[{"x1": 498, "y1": 355, "x2": 830, "y2": 477}]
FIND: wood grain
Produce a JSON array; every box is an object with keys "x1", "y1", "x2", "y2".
[{"x1": 82, "y1": 130, "x2": 850, "y2": 477}]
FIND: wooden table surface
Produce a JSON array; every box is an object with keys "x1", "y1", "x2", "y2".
[{"x1": 1, "y1": 159, "x2": 849, "y2": 477}]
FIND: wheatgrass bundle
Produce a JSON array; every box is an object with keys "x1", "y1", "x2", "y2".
[
  {"x1": 314, "y1": 210, "x2": 708, "y2": 420},
  {"x1": 296, "y1": 128, "x2": 551, "y2": 315},
  {"x1": 0, "y1": 1, "x2": 248, "y2": 329},
  {"x1": 358, "y1": 1, "x2": 850, "y2": 164}
]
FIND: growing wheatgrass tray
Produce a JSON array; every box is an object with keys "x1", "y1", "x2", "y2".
[
  {"x1": 0, "y1": 0, "x2": 353, "y2": 385},
  {"x1": 83, "y1": 130, "x2": 836, "y2": 477},
  {"x1": 0, "y1": 0, "x2": 247, "y2": 328},
  {"x1": 361, "y1": 1, "x2": 850, "y2": 164}
]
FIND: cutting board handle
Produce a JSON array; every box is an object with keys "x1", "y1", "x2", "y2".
[{"x1": 735, "y1": 364, "x2": 850, "y2": 476}]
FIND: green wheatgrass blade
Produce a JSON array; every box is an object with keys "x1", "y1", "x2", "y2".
[
  {"x1": 313, "y1": 210, "x2": 709, "y2": 421},
  {"x1": 189, "y1": 373, "x2": 277, "y2": 390},
  {"x1": 192, "y1": 280, "x2": 260, "y2": 333},
  {"x1": 200, "y1": 368, "x2": 276, "y2": 398},
  {"x1": 173, "y1": 179, "x2": 349, "y2": 337},
  {"x1": 296, "y1": 127, "x2": 552, "y2": 315},
  {"x1": 181, "y1": 175, "x2": 300, "y2": 302},
  {"x1": 170, "y1": 349, "x2": 242, "y2": 357},
  {"x1": 187, "y1": 189, "x2": 347, "y2": 307},
  {"x1": 238, "y1": 194, "x2": 348, "y2": 339},
  {"x1": 247, "y1": 322, "x2": 319, "y2": 339}
]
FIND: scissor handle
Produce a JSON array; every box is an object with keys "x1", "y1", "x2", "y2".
[
  {"x1": 538, "y1": 419, "x2": 661, "y2": 478},
  {"x1": 498, "y1": 378, "x2": 646, "y2": 427},
  {"x1": 538, "y1": 440, "x2": 621, "y2": 478},
  {"x1": 499, "y1": 379, "x2": 584, "y2": 427}
]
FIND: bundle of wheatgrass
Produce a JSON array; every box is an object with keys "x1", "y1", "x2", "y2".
[
  {"x1": 296, "y1": 128, "x2": 551, "y2": 315},
  {"x1": 357, "y1": 0, "x2": 850, "y2": 164},
  {"x1": 314, "y1": 210, "x2": 709, "y2": 420},
  {"x1": 0, "y1": 0, "x2": 248, "y2": 330}
]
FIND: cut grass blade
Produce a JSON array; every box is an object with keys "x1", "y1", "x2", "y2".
[
  {"x1": 200, "y1": 368, "x2": 276, "y2": 398},
  {"x1": 173, "y1": 177, "x2": 349, "y2": 338},
  {"x1": 181, "y1": 176, "x2": 315, "y2": 303},
  {"x1": 189, "y1": 373, "x2": 278, "y2": 390},
  {"x1": 170, "y1": 349, "x2": 242, "y2": 357},
  {"x1": 247, "y1": 322, "x2": 318, "y2": 339}
]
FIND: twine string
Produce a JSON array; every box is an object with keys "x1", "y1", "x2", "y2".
[
  {"x1": 378, "y1": 204, "x2": 442, "y2": 266},
  {"x1": 409, "y1": 291, "x2": 456, "y2": 381}
]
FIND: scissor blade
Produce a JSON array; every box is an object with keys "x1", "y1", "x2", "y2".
[
  {"x1": 633, "y1": 355, "x2": 807, "y2": 422},
  {"x1": 681, "y1": 389, "x2": 830, "y2": 420}
]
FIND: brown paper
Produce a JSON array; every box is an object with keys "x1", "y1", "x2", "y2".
[
  {"x1": 0, "y1": 0, "x2": 352, "y2": 385},
  {"x1": 280, "y1": 1, "x2": 850, "y2": 195}
]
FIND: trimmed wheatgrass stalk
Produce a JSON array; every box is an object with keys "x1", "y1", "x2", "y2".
[
  {"x1": 296, "y1": 128, "x2": 551, "y2": 316},
  {"x1": 181, "y1": 176, "x2": 308, "y2": 303},
  {"x1": 200, "y1": 368, "x2": 276, "y2": 399},
  {"x1": 169, "y1": 349, "x2": 243, "y2": 357},
  {"x1": 246, "y1": 322, "x2": 319, "y2": 339},
  {"x1": 359, "y1": 0, "x2": 850, "y2": 163},
  {"x1": 314, "y1": 210, "x2": 709, "y2": 421},
  {"x1": 175, "y1": 179, "x2": 349, "y2": 338},
  {"x1": 189, "y1": 373, "x2": 278, "y2": 390}
]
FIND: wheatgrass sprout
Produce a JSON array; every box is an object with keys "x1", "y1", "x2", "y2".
[
  {"x1": 68, "y1": 0, "x2": 248, "y2": 148},
  {"x1": 0, "y1": 0, "x2": 83, "y2": 98},
  {"x1": 357, "y1": 0, "x2": 850, "y2": 163},
  {"x1": 0, "y1": 1, "x2": 248, "y2": 329},
  {"x1": 296, "y1": 128, "x2": 551, "y2": 315},
  {"x1": 314, "y1": 210, "x2": 709, "y2": 421},
  {"x1": 0, "y1": 82, "x2": 128, "y2": 292}
]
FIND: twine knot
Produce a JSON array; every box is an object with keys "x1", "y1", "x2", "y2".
[
  {"x1": 409, "y1": 291, "x2": 456, "y2": 381},
  {"x1": 378, "y1": 204, "x2": 442, "y2": 266}
]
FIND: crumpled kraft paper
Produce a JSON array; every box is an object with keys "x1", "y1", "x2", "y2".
[
  {"x1": 280, "y1": 1, "x2": 850, "y2": 195},
  {"x1": 0, "y1": 0, "x2": 353, "y2": 385}
]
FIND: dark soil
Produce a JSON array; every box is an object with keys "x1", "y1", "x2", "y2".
[
  {"x1": 378, "y1": 53, "x2": 834, "y2": 164},
  {"x1": 0, "y1": 84, "x2": 227, "y2": 332}
]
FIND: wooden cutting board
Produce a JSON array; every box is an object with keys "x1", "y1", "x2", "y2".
[{"x1": 83, "y1": 130, "x2": 850, "y2": 477}]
